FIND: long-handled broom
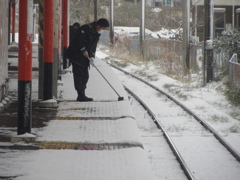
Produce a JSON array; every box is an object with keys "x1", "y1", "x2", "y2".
[{"x1": 90, "y1": 62, "x2": 124, "y2": 101}]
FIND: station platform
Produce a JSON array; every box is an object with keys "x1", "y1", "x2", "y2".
[{"x1": 0, "y1": 44, "x2": 157, "y2": 180}]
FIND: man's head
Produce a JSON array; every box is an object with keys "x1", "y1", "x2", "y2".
[
  {"x1": 73, "y1": 22, "x2": 80, "y2": 29},
  {"x1": 95, "y1": 18, "x2": 109, "y2": 32}
]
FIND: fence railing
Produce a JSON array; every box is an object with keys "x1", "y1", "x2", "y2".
[
  {"x1": 127, "y1": 38, "x2": 202, "y2": 72},
  {"x1": 99, "y1": 32, "x2": 202, "y2": 73},
  {"x1": 141, "y1": 38, "x2": 202, "y2": 72},
  {"x1": 213, "y1": 51, "x2": 229, "y2": 70},
  {"x1": 229, "y1": 54, "x2": 240, "y2": 91}
]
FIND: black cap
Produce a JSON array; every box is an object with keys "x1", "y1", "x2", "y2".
[
  {"x1": 96, "y1": 18, "x2": 109, "y2": 28},
  {"x1": 73, "y1": 22, "x2": 80, "y2": 28}
]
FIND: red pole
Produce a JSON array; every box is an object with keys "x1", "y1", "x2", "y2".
[
  {"x1": 58, "y1": 0, "x2": 62, "y2": 55},
  {"x1": 62, "y1": 0, "x2": 69, "y2": 69},
  {"x1": 43, "y1": 0, "x2": 54, "y2": 100},
  {"x1": 11, "y1": 1, "x2": 16, "y2": 42},
  {"x1": 18, "y1": 0, "x2": 33, "y2": 135},
  {"x1": 58, "y1": 0, "x2": 62, "y2": 80}
]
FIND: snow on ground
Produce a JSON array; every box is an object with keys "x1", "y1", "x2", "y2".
[
  {"x1": 95, "y1": 47, "x2": 240, "y2": 179},
  {"x1": 2, "y1": 43, "x2": 158, "y2": 180},
  {"x1": 0, "y1": 148, "x2": 155, "y2": 180},
  {"x1": 3, "y1": 33, "x2": 240, "y2": 179},
  {"x1": 95, "y1": 46, "x2": 240, "y2": 154},
  {"x1": 36, "y1": 118, "x2": 142, "y2": 145}
]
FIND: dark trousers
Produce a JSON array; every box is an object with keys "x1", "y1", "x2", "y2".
[{"x1": 72, "y1": 63, "x2": 89, "y2": 93}]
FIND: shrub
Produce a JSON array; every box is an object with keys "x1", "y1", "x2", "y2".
[
  {"x1": 213, "y1": 28, "x2": 240, "y2": 63},
  {"x1": 224, "y1": 82, "x2": 240, "y2": 106}
]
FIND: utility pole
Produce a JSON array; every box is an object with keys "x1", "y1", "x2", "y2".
[
  {"x1": 94, "y1": 0, "x2": 98, "y2": 21},
  {"x1": 11, "y1": 0, "x2": 16, "y2": 42},
  {"x1": 182, "y1": 0, "x2": 190, "y2": 74},
  {"x1": 204, "y1": 0, "x2": 214, "y2": 85},
  {"x1": 194, "y1": 2, "x2": 198, "y2": 43},
  {"x1": 232, "y1": 0, "x2": 235, "y2": 29},
  {"x1": 18, "y1": 0, "x2": 33, "y2": 135},
  {"x1": 109, "y1": 0, "x2": 114, "y2": 46},
  {"x1": 38, "y1": 0, "x2": 44, "y2": 99},
  {"x1": 58, "y1": 0, "x2": 62, "y2": 81},
  {"x1": 140, "y1": 0, "x2": 145, "y2": 57},
  {"x1": 53, "y1": 0, "x2": 59, "y2": 98},
  {"x1": 32, "y1": 4, "x2": 36, "y2": 42},
  {"x1": 8, "y1": 1, "x2": 11, "y2": 45}
]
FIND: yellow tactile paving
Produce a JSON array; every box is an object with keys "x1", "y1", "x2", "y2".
[
  {"x1": 40, "y1": 141, "x2": 75, "y2": 150},
  {"x1": 39, "y1": 141, "x2": 140, "y2": 150},
  {"x1": 57, "y1": 101, "x2": 134, "y2": 118},
  {"x1": 61, "y1": 108, "x2": 86, "y2": 111},
  {"x1": 53, "y1": 116, "x2": 82, "y2": 120}
]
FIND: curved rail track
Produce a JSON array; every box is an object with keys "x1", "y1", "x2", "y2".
[
  {"x1": 110, "y1": 63, "x2": 240, "y2": 180},
  {"x1": 126, "y1": 86, "x2": 194, "y2": 180}
]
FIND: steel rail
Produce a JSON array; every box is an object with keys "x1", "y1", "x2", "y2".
[
  {"x1": 110, "y1": 63, "x2": 240, "y2": 162},
  {"x1": 124, "y1": 86, "x2": 195, "y2": 180}
]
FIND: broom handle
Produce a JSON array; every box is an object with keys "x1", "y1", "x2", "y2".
[{"x1": 92, "y1": 63, "x2": 121, "y2": 97}]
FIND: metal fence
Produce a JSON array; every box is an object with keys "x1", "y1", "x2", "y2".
[
  {"x1": 99, "y1": 31, "x2": 202, "y2": 72},
  {"x1": 142, "y1": 39, "x2": 202, "y2": 72},
  {"x1": 229, "y1": 54, "x2": 240, "y2": 91}
]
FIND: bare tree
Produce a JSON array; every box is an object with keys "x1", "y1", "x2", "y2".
[{"x1": 70, "y1": 0, "x2": 108, "y2": 24}]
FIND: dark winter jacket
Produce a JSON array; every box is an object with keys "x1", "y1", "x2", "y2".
[
  {"x1": 69, "y1": 23, "x2": 80, "y2": 45},
  {"x1": 66, "y1": 21, "x2": 101, "y2": 66}
]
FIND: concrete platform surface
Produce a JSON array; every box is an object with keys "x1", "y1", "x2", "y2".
[{"x1": 0, "y1": 44, "x2": 157, "y2": 180}]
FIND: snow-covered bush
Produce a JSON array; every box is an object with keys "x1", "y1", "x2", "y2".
[
  {"x1": 213, "y1": 28, "x2": 240, "y2": 63},
  {"x1": 225, "y1": 82, "x2": 240, "y2": 106}
]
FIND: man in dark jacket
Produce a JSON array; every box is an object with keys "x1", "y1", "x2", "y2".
[
  {"x1": 66, "y1": 18, "x2": 109, "y2": 101},
  {"x1": 69, "y1": 22, "x2": 81, "y2": 45}
]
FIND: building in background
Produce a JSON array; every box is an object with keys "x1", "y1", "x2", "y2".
[
  {"x1": 147, "y1": 0, "x2": 182, "y2": 7},
  {"x1": 192, "y1": 0, "x2": 240, "y2": 41}
]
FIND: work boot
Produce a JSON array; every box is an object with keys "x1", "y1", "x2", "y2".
[
  {"x1": 76, "y1": 90, "x2": 93, "y2": 102},
  {"x1": 76, "y1": 96, "x2": 93, "y2": 102}
]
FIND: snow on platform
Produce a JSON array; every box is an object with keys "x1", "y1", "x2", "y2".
[
  {"x1": 56, "y1": 101, "x2": 134, "y2": 118},
  {"x1": 40, "y1": 59, "x2": 141, "y2": 146},
  {"x1": 0, "y1": 148, "x2": 156, "y2": 180},
  {"x1": 0, "y1": 58, "x2": 157, "y2": 180},
  {"x1": 36, "y1": 118, "x2": 142, "y2": 146},
  {"x1": 61, "y1": 59, "x2": 128, "y2": 101}
]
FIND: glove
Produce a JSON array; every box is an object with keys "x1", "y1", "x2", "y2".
[
  {"x1": 83, "y1": 51, "x2": 89, "y2": 58},
  {"x1": 89, "y1": 57, "x2": 95, "y2": 65}
]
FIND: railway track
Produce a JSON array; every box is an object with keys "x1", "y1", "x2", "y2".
[
  {"x1": 126, "y1": 88, "x2": 191, "y2": 180},
  {"x1": 110, "y1": 63, "x2": 240, "y2": 180}
]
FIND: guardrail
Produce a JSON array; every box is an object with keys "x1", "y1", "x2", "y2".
[{"x1": 229, "y1": 54, "x2": 240, "y2": 91}]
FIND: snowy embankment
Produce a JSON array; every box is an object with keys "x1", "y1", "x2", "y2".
[{"x1": 96, "y1": 46, "x2": 240, "y2": 154}]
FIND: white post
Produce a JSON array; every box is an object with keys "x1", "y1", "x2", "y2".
[
  {"x1": 182, "y1": 0, "x2": 190, "y2": 74},
  {"x1": 140, "y1": 0, "x2": 145, "y2": 56},
  {"x1": 110, "y1": 0, "x2": 114, "y2": 46}
]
